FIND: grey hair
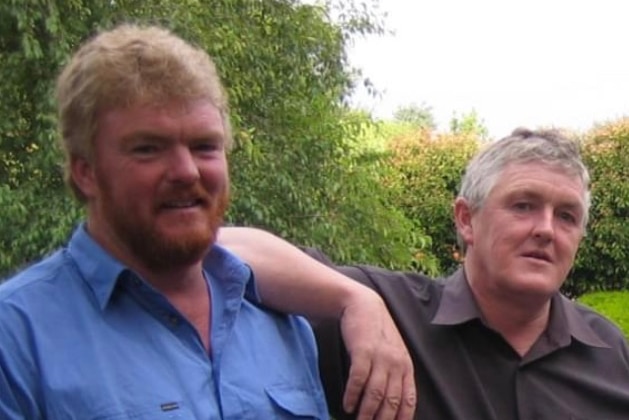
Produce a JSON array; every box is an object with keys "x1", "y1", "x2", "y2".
[{"x1": 456, "y1": 127, "x2": 591, "y2": 250}]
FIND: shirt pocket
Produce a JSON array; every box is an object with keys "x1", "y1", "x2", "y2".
[{"x1": 265, "y1": 385, "x2": 326, "y2": 419}]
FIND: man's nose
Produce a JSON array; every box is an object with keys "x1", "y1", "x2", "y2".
[
  {"x1": 532, "y1": 207, "x2": 555, "y2": 242},
  {"x1": 166, "y1": 148, "x2": 200, "y2": 184}
]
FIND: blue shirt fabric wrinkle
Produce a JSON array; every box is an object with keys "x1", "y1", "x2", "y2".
[{"x1": 0, "y1": 224, "x2": 329, "y2": 420}]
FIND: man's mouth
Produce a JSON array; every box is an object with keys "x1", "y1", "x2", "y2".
[
  {"x1": 161, "y1": 198, "x2": 206, "y2": 209},
  {"x1": 164, "y1": 200, "x2": 201, "y2": 208},
  {"x1": 522, "y1": 251, "x2": 552, "y2": 263}
]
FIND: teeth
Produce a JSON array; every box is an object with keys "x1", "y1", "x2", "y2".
[{"x1": 167, "y1": 201, "x2": 196, "y2": 208}]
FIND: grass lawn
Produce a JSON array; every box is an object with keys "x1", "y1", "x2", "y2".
[{"x1": 578, "y1": 290, "x2": 629, "y2": 340}]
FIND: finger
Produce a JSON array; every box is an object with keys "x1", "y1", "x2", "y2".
[
  {"x1": 354, "y1": 363, "x2": 388, "y2": 420},
  {"x1": 343, "y1": 352, "x2": 372, "y2": 414},
  {"x1": 395, "y1": 371, "x2": 417, "y2": 420},
  {"x1": 375, "y1": 371, "x2": 402, "y2": 420}
]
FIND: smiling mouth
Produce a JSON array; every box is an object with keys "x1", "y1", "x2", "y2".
[
  {"x1": 161, "y1": 198, "x2": 206, "y2": 210},
  {"x1": 166, "y1": 200, "x2": 200, "y2": 208}
]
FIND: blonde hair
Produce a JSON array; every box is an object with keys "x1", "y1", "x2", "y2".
[{"x1": 56, "y1": 24, "x2": 232, "y2": 201}]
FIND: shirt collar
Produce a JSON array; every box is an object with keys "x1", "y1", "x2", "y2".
[
  {"x1": 554, "y1": 294, "x2": 610, "y2": 348},
  {"x1": 68, "y1": 224, "x2": 256, "y2": 311},
  {"x1": 431, "y1": 268, "x2": 481, "y2": 325},
  {"x1": 202, "y1": 245, "x2": 258, "y2": 303},
  {"x1": 67, "y1": 223, "x2": 128, "y2": 311},
  {"x1": 431, "y1": 268, "x2": 610, "y2": 349}
]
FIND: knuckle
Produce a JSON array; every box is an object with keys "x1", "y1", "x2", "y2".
[
  {"x1": 386, "y1": 395, "x2": 401, "y2": 409},
  {"x1": 348, "y1": 369, "x2": 369, "y2": 384},
  {"x1": 367, "y1": 387, "x2": 386, "y2": 403},
  {"x1": 404, "y1": 392, "x2": 418, "y2": 407}
]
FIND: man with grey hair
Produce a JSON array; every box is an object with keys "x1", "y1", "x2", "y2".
[
  {"x1": 220, "y1": 128, "x2": 629, "y2": 419},
  {"x1": 0, "y1": 23, "x2": 415, "y2": 420}
]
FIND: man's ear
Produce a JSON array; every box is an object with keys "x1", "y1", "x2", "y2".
[
  {"x1": 454, "y1": 197, "x2": 474, "y2": 248},
  {"x1": 70, "y1": 156, "x2": 97, "y2": 198}
]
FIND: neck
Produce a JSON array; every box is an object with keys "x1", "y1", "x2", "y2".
[
  {"x1": 464, "y1": 265, "x2": 552, "y2": 356},
  {"x1": 137, "y1": 262, "x2": 206, "y2": 295},
  {"x1": 129, "y1": 256, "x2": 212, "y2": 353},
  {"x1": 476, "y1": 292, "x2": 550, "y2": 356}
]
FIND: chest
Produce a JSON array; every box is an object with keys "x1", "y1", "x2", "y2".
[
  {"x1": 412, "y1": 322, "x2": 629, "y2": 420},
  {"x1": 13, "y1": 292, "x2": 327, "y2": 420}
]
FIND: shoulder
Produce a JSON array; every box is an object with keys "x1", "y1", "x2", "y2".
[
  {"x1": 0, "y1": 249, "x2": 69, "y2": 303},
  {"x1": 0, "y1": 249, "x2": 83, "y2": 349},
  {"x1": 338, "y1": 264, "x2": 437, "y2": 304},
  {"x1": 300, "y1": 246, "x2": 441, "y2": 312},
  {"x1": 571, "y1": 299, "x2": 629, "y2": 349},
  {"x1": 300, "y1": 246, "x2": 435, "y2": 289}
]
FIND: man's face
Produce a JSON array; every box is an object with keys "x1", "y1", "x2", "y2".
[
  {"x1": 457, "y1": 162, "x2": 586, "y2": 299},
  {"x1": 73, "y1": 99, "x2": 229, "y2": 271}
]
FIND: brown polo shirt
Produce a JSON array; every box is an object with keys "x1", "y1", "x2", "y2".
[{"x1": 310, "y1": 256, "x2": 629, "y2": 420}]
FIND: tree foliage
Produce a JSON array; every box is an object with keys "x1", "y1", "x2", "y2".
[
  {"x1": 393, "y1": 103, "x2": 436, "y2": 130},
  {"x1": 449, "y1": 109, "x2": 489, "y2": 140},
  {"x1": 4, "y1": 1, "x2": 625, "y2": 291},
  {"x1": 1, "y1": 0, "x2": 433, "y2": 277}
]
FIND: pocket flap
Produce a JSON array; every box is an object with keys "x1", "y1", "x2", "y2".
[{"x1": 265, "y1": 384, "x2": 322, "y2": 417}]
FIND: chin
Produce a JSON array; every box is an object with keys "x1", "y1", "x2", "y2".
[{"x1": 515, "y1": 277, "x2": 560, "y2": 297}]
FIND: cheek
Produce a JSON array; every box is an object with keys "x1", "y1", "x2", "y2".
[
  {"x1": 551, "y1": 238, "x2": 581, "y2": 275},
  {"x1": 487, "y1": 226, "x2": 518, "y2": 249},
  {"x1": 201, "y1": 163, "x2": 229, "y2": 188},
  {"x1": 562, "y1": 236, "x2": 582, "y2": 259}
]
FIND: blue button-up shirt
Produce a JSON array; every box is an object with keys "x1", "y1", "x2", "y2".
[{"x1": 0, "y1": 225, "x2": 329, "y2": 419}]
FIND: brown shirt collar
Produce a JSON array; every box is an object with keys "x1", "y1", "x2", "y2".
[{"x1": 432, "y1": 268, "x2": 610, "y2": 350}]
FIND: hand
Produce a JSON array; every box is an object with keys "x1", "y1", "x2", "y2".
[{"x1": 340, "y1": 289, "x2": 416, "y2": 420}]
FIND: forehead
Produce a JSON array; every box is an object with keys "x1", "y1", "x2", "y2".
[
  {"x1": 97, "y1": 99, "x2": 224, "y2": 138},
  {"x1": 489, "y1": 162, "x2": 586, "y2": 204}
]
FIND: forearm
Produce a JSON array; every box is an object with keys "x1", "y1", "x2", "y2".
[{"x1": 217, "y1": 227, "x2": 379, "y2": 320}]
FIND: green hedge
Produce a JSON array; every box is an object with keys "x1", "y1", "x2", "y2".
[
  {"x1": 578, "y1": 291, "x2": 629, "y2": 339},
  {"x1": 384, "y1": 130, "x2": 478, "y2": 274},
  {"x1": 567, "y1": 120, "x2": 629, "y2": 296}
]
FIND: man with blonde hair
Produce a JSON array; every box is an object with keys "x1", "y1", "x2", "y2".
[
  {"x1": 0, "y1": 23, "x2": 414, "y2": 419},
  {"x1": 221, "y1": 128, "x2": 629, "y2": 419}
]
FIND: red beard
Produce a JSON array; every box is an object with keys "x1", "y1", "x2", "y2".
[{"x1": 102, "y1": 183, "x2": 229, "y2": 271}]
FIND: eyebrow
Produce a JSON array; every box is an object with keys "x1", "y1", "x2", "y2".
[
  {"x1": 121, "y1": 131, "x2": 171, "y2": 144},
  {"x1": 507, "y1": 189, "x2": 584, "y2": 212},
  {"x1": 121, "y1": 130, "x2": 226, "y2": 145}
]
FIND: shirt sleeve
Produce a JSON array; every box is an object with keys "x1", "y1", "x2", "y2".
[
  {"x1": 0, "y1": 326, "x2": 39, "y2": 419},
  {"x1": 0, "y1": 364, "x2": 28, "y2": 419},
  {"x1": 0, "y1": 300, "x2": 44, "y2": 420},
  {"x1": 299, "y1": 246, "x2": 337, "y2": 266}
]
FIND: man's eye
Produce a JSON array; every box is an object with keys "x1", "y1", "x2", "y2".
[
  {"x1": 195, "y1": 143, "x2": 217, "y2": 151},
  {"x1": 558, "y1": 211, "x2": 577, "y2": 224},
  {"x1": 132, "y1": 145, "x2": 158, "y2": 154},
  {"x1": 193, "y1": 142, "x2": 222, "y2": 153},
  {"x1": 513, "y1": 202, "x2": 532, "y2": 211}
]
